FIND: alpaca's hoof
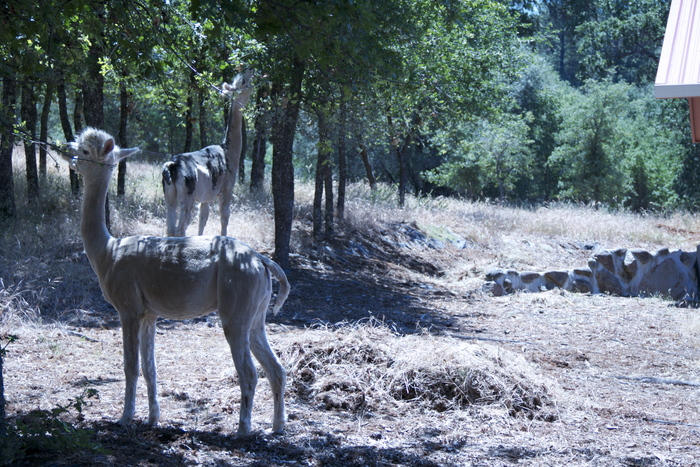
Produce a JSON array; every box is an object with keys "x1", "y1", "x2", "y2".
[
  {"x1": 147, "y1": 409, "x2": 160, "y2": 426},
  {"x1": 146, "y1": 417, "x2": 160, "y2": 427},
  {"x1": 272, "y1": 422, "x2": 285, "y2": 435},
  {"x1": 117, "y1": 416, "x2": 132, "y2": 426}
]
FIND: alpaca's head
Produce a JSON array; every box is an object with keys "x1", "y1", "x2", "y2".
[
  {"x1": 223, "y1": 69, "x2": 255, "y2": 106},
  {"x1": 63, "y1": 128, "x2": 140, "y2": 176}
]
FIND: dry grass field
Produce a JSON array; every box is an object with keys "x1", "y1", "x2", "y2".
[{"x1": 3, "y1": 152, "x2": 700, "y2": 466}]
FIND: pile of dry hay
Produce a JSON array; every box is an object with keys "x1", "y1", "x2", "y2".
[{"x1": 278, "y1": 322, "x2": 557, "y2": 421}]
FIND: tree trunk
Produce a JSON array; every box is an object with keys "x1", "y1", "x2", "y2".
[
  {"x1": 21, "y1": 83, "x2": 39, "y2": 203},
  {"x1": 324, "y1": 148, "x2": 334, "y2": 239},
  {"x1": 336, "y1": 97, "x2": 347, "y2": 221},
  {"x1": 271, "y1": 58, "x2": 304, "y2": 270},
  {"x1": 0, "y1": 338, "x2": 5, "y2": 437},
  {"x1": 313, "y1": 111, "x2": 327, "y2": 240},
  {"x1": 394, "y1": 139, "x2": 409, "y2": 207},
  {"x1": 83, "y1": 42, "x2": 109, "y2": 231},
  {"x1": 356, "y1": 135, "x2": 376, "y2": 190},
  {"x1": 198, "y1": 87, "x2": 207, "y2": 148},
  {"x1": 73, "y1": 89, "x2": 83, "y2": 134},
  {"x1": 83, "y1": 43, "x2": 104, "y2": 129},
  {"x1": 183, "y1": 70, "x2": 195, "y2": 153},
  {"x1": 57, "y1": 81, "x2": 80, "y2": 195},
  {"x1": 184, "y1": 95, "x2": 194, "y2": 153},
  {"x1": 0, "y1": 75, "x2": 17, "y2": 219},
  {"x1": 319, "y1": 109, "x2": 334, "y2": 239},
  {"x1": 39, "y1": 83, "x2": 54, "y2": 179},
  {"x1": 250, "y1": 86, "x2": 269, "y2": 193},
  {"x1": 117, "y1": 82, "x2": 129, "y2": 197},
  {"x1": 386, "y1": 113, "x2": 409, "y2": 206}
]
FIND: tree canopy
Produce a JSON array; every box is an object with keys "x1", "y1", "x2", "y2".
[{"x1": 0, "y1": 0, "x2": 695, "y2": 261}]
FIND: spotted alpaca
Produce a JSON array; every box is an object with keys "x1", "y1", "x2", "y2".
[{"x1": 163, "y1": 70, "x2": 253, "y2": 237}]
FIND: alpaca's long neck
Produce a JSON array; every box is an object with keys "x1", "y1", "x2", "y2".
[
  {"x1": 80, "y1": 170, "x2": 113, "y2": 269},
  {"x1": 222, "y1": 97, "x2": 246, "y2": 167}
]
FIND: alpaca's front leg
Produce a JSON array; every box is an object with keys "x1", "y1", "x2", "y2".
[
  {"x1": 139, "y1": 315, "x2": 160, "y2": 425},
  {"x1": 119, "y1": 317, "x2": 140, "y2": 425},
  {"x1": 219, "y1": 196, "x2": 231, "y2": 237}
]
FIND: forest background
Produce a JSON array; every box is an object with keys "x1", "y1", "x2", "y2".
[{"x1": 0, "y1": 0, "x2": 695, "y2": 268}]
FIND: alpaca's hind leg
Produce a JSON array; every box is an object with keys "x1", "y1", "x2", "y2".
[
  {"x1": 177, "y1": 196, "x2": 197, "y2": 237},
  {"x1": 164, "y1": 193, "x2": 178, "y2": 237},
  {"x1": 118, "y1": 315, "x2": 140, "y2": 425},
  {"x1": 250, "y1": 315, "x2": 286, "y2": 433},
  {"x1": 198, "y1": 202, "x2": 210, "y2": 236},
  {"x1": 222, "y1": 324, "x2": 257, "y2": 436},
  {"x1": 139, "y1": 314, "x2": 160, "y2": 425}
]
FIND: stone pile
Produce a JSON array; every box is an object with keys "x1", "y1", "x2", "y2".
[{"x1": 482, "y1": 246, "x2": 699, "y2": 302}]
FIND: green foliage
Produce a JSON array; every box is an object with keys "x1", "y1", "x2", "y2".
[
  {"x1": 474, "y1": 113, "x2": 534, "y2": 202},
  {"x1": 0, "y1": 0, "x2": 697, "y2": 212},
  {"x1": 512, "y1": 55, "x2": 566, "y2": 200},
  {"x1": 550, "y1": 79, "x2": 629, "y2": 205},
  {"x1": 575, "y1": 0, "x2": 670, "y2": 85},
  {"x1": 550, "y1": 80, "x2": 684, "y2": 210},
  {"x1": 0, "y1": 388, "x2": 102, "y2": 466}
]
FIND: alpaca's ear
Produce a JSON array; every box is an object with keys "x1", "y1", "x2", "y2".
[
  {"x1": 115, "y1": 147, "x2": 140, "y2": 161},
  {"x1": 102, "y1": 138, "x2": 115, "y2": 156}
]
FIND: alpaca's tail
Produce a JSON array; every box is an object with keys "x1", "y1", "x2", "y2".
[
  {"x1": 162, "y1": 161, "x2": 177, "y2": 186},
  {"x1": 259, "y1": 255, "x2": 290, "y2": 315}
]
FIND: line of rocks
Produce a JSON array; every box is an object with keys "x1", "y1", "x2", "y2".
[{"x1": 482, "y1": 246, "x2": 700, "y2": 302}]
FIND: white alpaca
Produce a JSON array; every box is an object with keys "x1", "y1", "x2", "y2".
[
  {"x1": 64, "y1": 127, "x2": 288, "y2": 435},
  {"x1": 162, "y1": 70, "x2": 254, "y2": 237}
]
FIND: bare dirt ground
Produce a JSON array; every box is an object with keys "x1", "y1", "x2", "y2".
[{"x1": 4, "y1": 218, "x2": 700, "y2": 467}]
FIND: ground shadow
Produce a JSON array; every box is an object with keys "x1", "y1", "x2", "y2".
[
  {"x1": 275, "y1": 261, "x2": 457, "y2": 335},
  {"x1": 53, "y1": 248, "x2": 459, "y2": 336},
  {"x1": 9, "y1": 420, "x2": 447, "y2": 466}
]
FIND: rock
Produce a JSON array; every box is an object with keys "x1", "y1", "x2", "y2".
[
  {"x1": 577, "y1": 242, "x2": 598, "y2": 250},
  {"x1": 485, "y1": 268, "x2": 505, "y2": 281},
  {"x1": 595, "y1": 268, "x2": 624, "y2": 296},
  {"x1": 521, "y1": 271, "x2": 542, "y2": 283},
  {"x1": 503, "y1": 278, "x2": 513, "y2": 294},
  {"x1": 656, "y1": 247, "x2": 670, "y2": 257},
  {"x1": 544, "y1": 270, "x2": 569, "y2": 288},
  {"x1": 571, "y1": 279, "x2": 592, "y2": 293},
  {"x1": 479, "y1": 245, "x2": 697, "y2": 302},
  {"x1": 680, "y1": 251, "x2": 696, "y2": 268},
  {"x1": 613, "y1": 248, "x2": 627, "y2": 257},
  {"x1": 594, "y1": 251, "x2": 615, "y2": 273},
  {"x1": 481, "y1": 281, "x2": 504, "y2": 297},
  {"x1": 621, "y1": 251, "x2": 638, "y2": 281},
  {"x1": 630, "y1": 249, "x2": 653, "y2": 264},
  {"x1": 638, "y1": 259, "x2": 690, "y2": 301}
]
